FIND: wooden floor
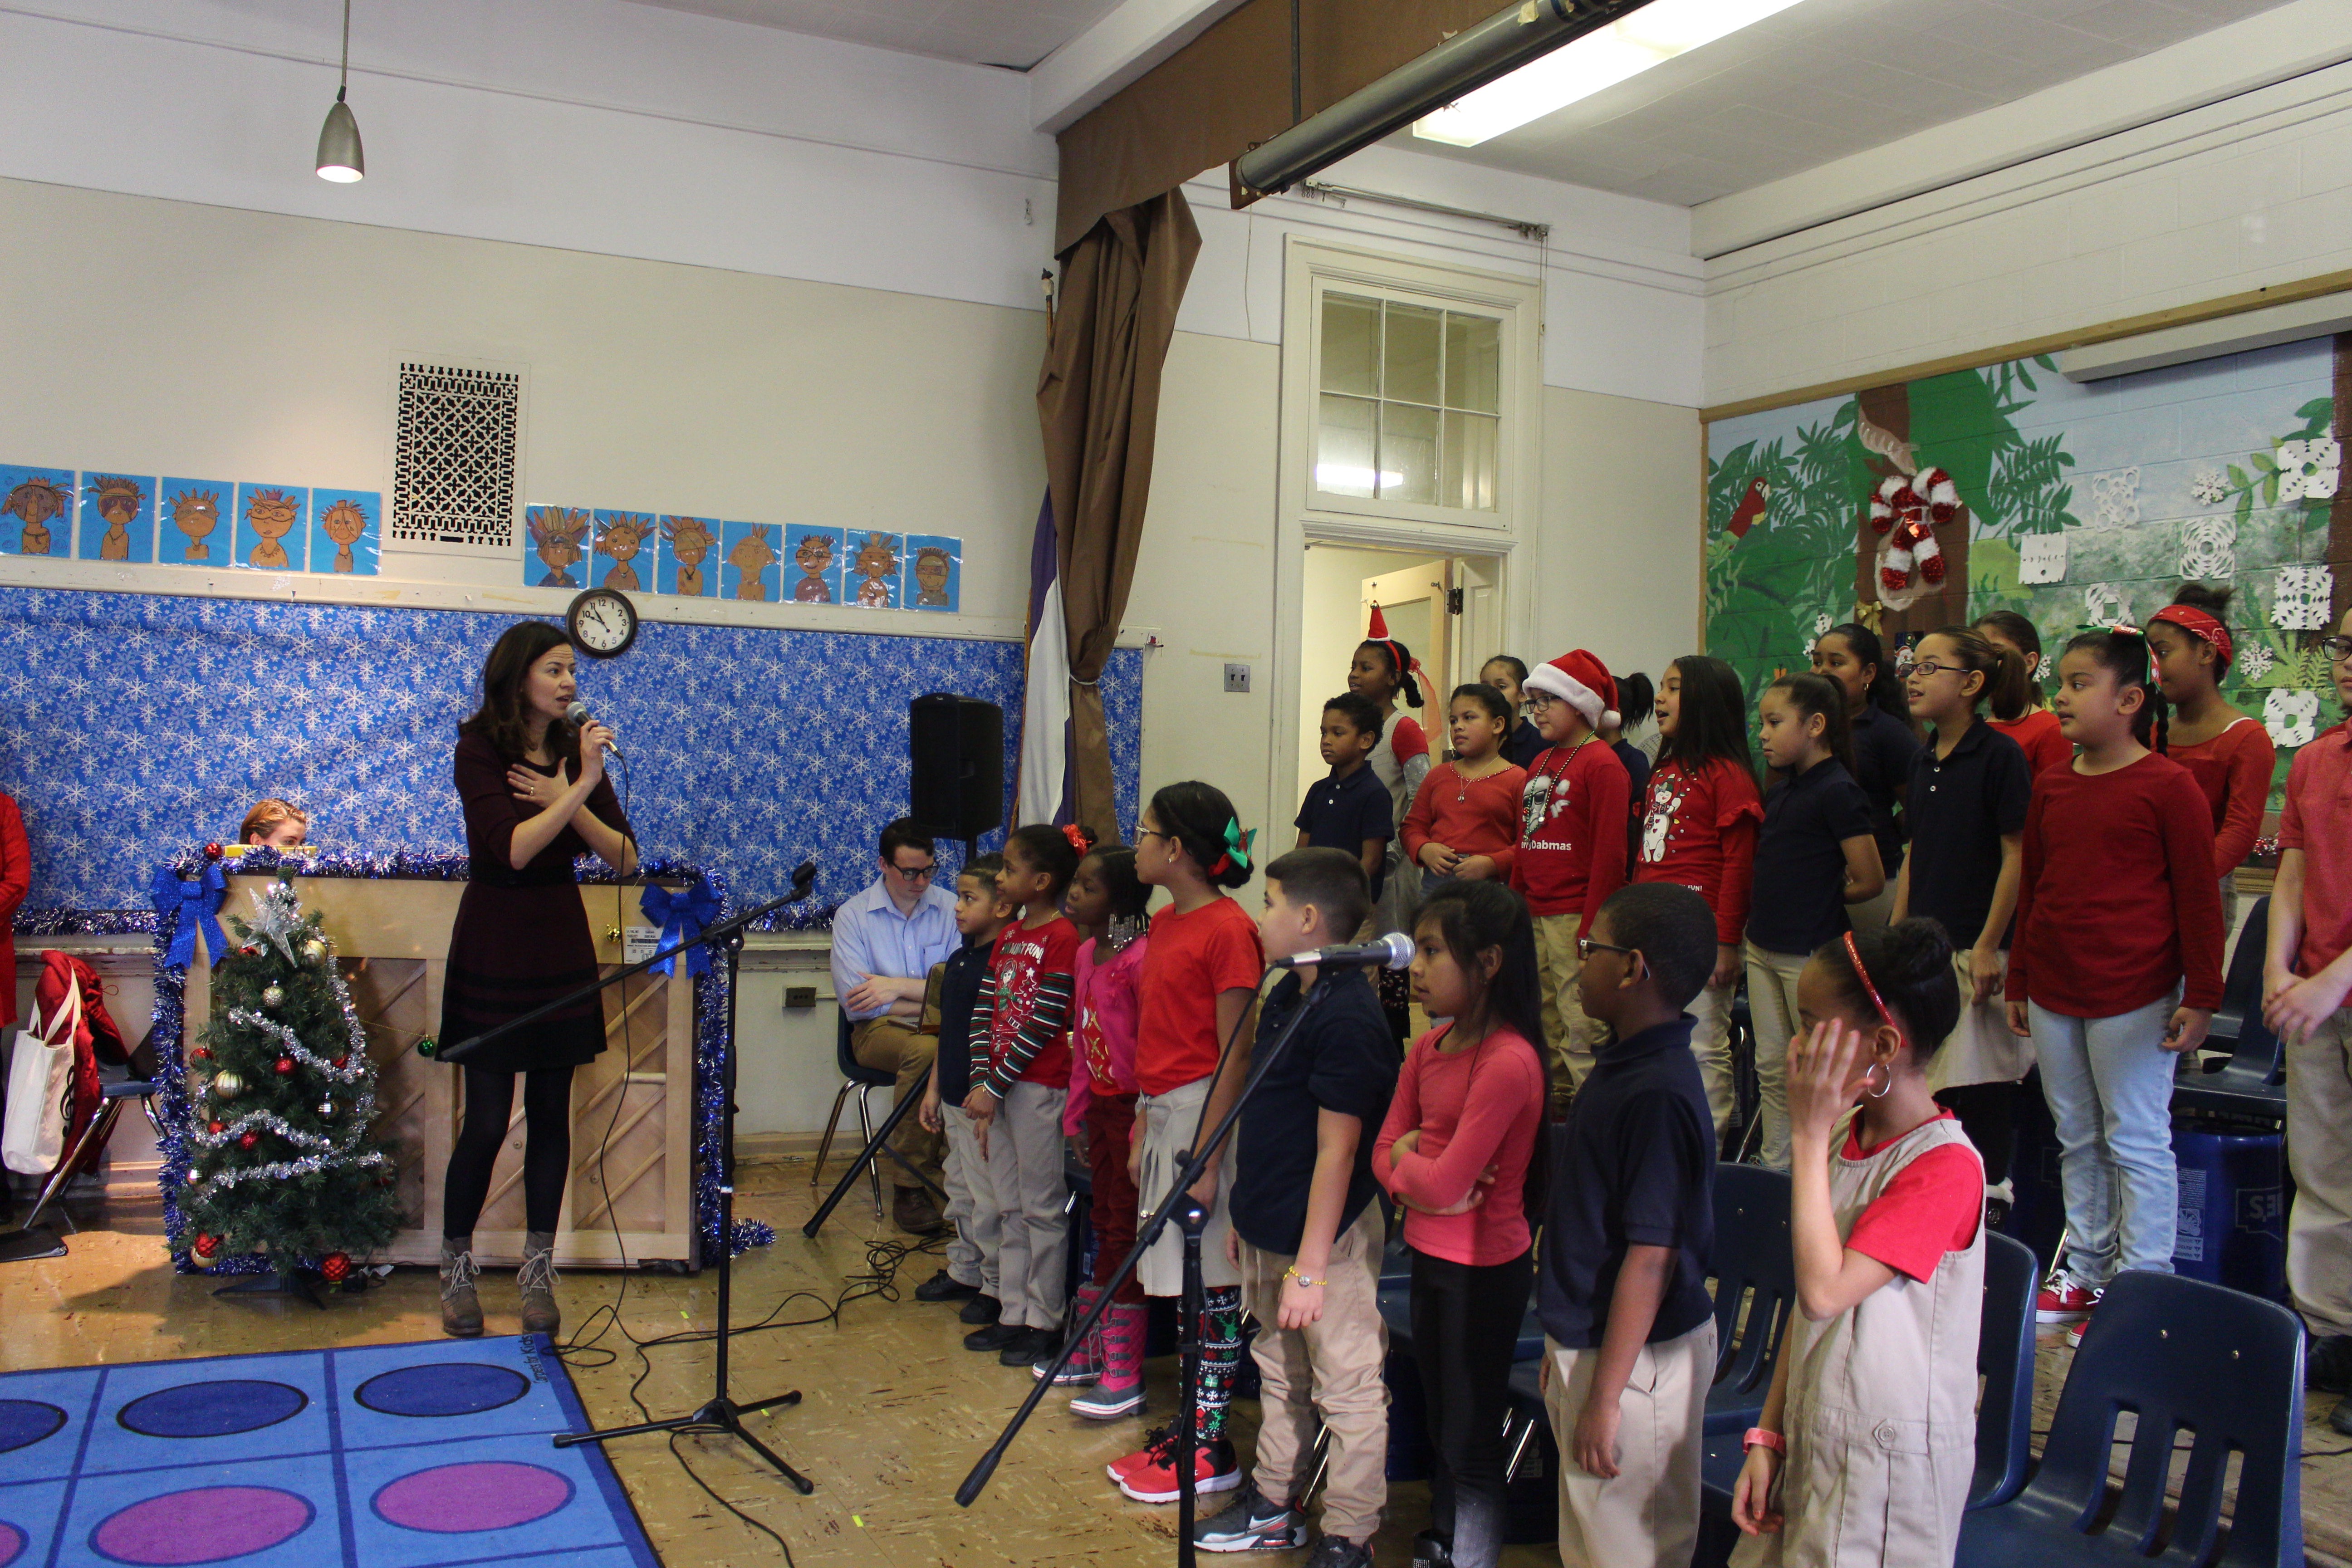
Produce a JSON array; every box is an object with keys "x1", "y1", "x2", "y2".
[{"x1": 7, "y1": 1158, "x2": 2352, "y2": 1567}]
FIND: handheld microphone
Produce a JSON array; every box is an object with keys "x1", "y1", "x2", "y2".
[
  {"x1": 565, "y1": 701, "x2": 625, "y2": 760},
  {"x1": 1270, "y1": 931, "x2": 1415, "y2": 971}
]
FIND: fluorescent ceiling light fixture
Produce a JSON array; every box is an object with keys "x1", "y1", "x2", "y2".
[{"x1": 1413, "y1": 0, "x2": 1807, "y2": 147}]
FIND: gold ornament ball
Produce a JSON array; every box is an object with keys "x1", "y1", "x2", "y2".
[
  {"x1": 262, "y1": 985, "x2": 285, "y2": 1009},
  {"x1": 211, "y1": 1070, "x2": 245, "y2": 1100},
  {"x1": 317, "y1": 1098, "x2": 336, "y2": 1118},
  {"x1": 302, "y1": 938, "x2": 327, "y2": 962}
]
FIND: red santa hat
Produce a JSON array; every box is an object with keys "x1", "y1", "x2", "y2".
[{"x1": 1524, "y1": 649, "x2": 1619, "y2": 730}]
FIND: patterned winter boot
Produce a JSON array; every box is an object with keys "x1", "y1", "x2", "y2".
[
  {"x1": 518, "y1": 1230, "x2": 561, "y2": 1337},
  {"x1": 1036, "y1": 1282, "x2": 1106, "y2": 1385},
  {"x1": 1069, "y1": 1298, "x2": 1147, "y2": 1419},
  {"x1": 440, "y1": 1236, "x2": 483, "y2": 1338}
]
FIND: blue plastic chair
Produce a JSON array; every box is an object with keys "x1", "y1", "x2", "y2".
[
  {"x1": 1970, "y1": 1230, "x2": 2038, "y2": 1510},
  {"x1": 2174, "y1": 897, "x2": 2286, "y2": 1122},
  {"x1": 1705, "y1": 1162, "x2": 1795, "y2": 1434},
  {"x1": 1956, "y1": 1270, "x2": 2306, "y2": 1568}
]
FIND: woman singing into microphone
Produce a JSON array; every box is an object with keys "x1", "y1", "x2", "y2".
[{"x1": 437, "y1": 621, "x2": 635, "y2": 1339}]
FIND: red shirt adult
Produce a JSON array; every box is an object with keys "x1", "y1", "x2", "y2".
[
  {"x1": 1633, "y1": 757, "x2": 1763, "y2": 947},
  {"x1": 980, "y1": 914, "x2": 1079, "y2": 1093},
  {"x1": 1134, "y1": 896, "x2": 1264, "y2": 1096},
  {"x1": 1373, "y1": 1024, "x2": 1546, "y2": 1266},
  {"x1": 1401, "y1": 761, "x2": 1526, "y2": 878},
  {"x1": 2007, "y1": 754, "x2": 2225, "y2": 1017},
  {"x1": 1989, "y1": 708, "x2": 2071, "y2": 777},
  {"x1": 2169, "y1": 715, "x2": 2277, "y2": 879},
  {"x1": 2280, "y1": 722, "x2": 2352, "y2": 978},
  {"x1": 1509, "y1": 739, "x2": 1630, "y2": 932}
]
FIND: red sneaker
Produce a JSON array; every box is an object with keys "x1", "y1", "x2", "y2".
[
  {"x1": 1114, "y1": 1432, "x2": 1242, "y2": 1504},
  {"x1": 1107, "y1": 1425, "x2": 1173, "y2": 1481},
  {"x1": 2066, "y1": 1306, "x2": 2095, "y2": 1349},
  {"x1": 2036, "y1": 1277, "x2": 2099, "y2": 1324}
]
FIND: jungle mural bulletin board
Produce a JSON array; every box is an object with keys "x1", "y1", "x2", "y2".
[{"x1": 1705, "y1": 333, "x2": 2352, "y2": 809}]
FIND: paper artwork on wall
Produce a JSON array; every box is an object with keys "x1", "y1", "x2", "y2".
[
  {"x1": 781, "y1": 524, "x2": 843, "y2": 604},
  {"x1": 0, "y1": 466, "x2": 77, "y2": 557},
  {"x1": 722, "y1": 521, "x2": 780, "y2": 603},
  {"x1": 2273, "y1": 563, "x2": 2335, "y2": 630},
  {"x1": 158, "y1": 480, "x2": 230, "y2": 565},
  {"x1": 523, "y1": 505, "x2": 591, "y2": 588},
  {"x1": 904, "y1": 534, "x2": 961, "y2": 612},
  {"x1": 77, "y1": 474, "x2": 157, "y2": 564},
  {"x1": 2018, "y1": 534, "x2": 2069, "y2": 584},
  {"x1": 234, "y1": 484, "x2": 308, "y2": 571},
  {"x1": 2265, "y1": 688, "x2": 2322, "y2": 748},
  {"x1": 2177, "y1": 518, "x2": 2236, "y2": 583},
  {"x1": 844, "y1": 530, "x2": 903, "y2": 609},
  {"x1": 310, "y1": 490, "x2": 381, "y2": 577},
  {"x1": 657, "y1": 516, "x2": 720, "y2": 598},
  {"x1": 2188, "y1": 467, "x2": 2230, "y2": 507},
  {"x1": 2084, "y1": 582, "x2": 2130, "y2": 626},
  {"x1": 2276, "y1": 435, "x2": 2340, "y2": 503},
  {"x1": 592, "y1": 510, "x2": 655, "y2": 593},
  {"x1": 2088, "y1": 468, "x2": 2141, "y2": 532}
]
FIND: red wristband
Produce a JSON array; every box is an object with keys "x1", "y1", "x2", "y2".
[{"x1": 1743, "y1": 1427, "x2": 1785, "y2": 1455}]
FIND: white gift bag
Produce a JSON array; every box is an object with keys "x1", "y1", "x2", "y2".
[{"x1": 2, "y1": 983, "x2": 82, "y2": 1175}]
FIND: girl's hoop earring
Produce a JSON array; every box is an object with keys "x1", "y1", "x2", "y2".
[{"x1": 1865, "y1": 1063, "x2": 1893, "y2": 1100}]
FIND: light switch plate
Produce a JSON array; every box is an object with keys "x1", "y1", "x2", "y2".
[
  {"x1": 1224, "y1": 662, "x2": 1251, "y2": 693},
  {"x1": 784, "y1": 985, "x2": 817, "y2": 1009}
]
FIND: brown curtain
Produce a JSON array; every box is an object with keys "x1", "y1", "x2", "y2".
[{"x1": 1039, "y1": 188, "x2": 1203, "y2": 836}]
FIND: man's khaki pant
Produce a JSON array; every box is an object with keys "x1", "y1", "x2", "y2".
[
  {"x1": 1237, "y1": 1206, "x2": 1389, "y2": 1544},
  {"x1": 1543, "y1": 1319, "x2": 1715, "y2": 1568},
  {"x1": 850, "y1": 1016, "x2": 943, "y2": 1191}
]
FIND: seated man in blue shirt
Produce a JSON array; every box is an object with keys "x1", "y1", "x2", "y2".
[{"x1": 831, "y1": 818, "x2": 961, "y2": 1233}]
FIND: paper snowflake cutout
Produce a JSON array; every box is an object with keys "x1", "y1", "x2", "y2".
[
  {"x1": 1814, "y1": 612, "x2": 1833, "y2": 637},
  {"x1": 2019, "y1": 534, "x2": 2069, "y2": 584},
  {"x1": 2179, "y1": 517, "x2": 2237, "y2": 582},
  {"x1": 2188, "y1": 467, "x2": 2229, "y2": 506},
  {"x1": 2274, "y1": 563, "x2": 2335, "y2": 631},
  {"x1": 2276, "y1": 436, "x2": 2340, "y2": 504},
  {"x1": 2265, "y1": 688, "x2": 2321, "y2": 748},
  {"x1": 2088, "y1": 468, "x2": 2141, "y2": 532},
  {"x1": 2085, "y1": 582, "x2": 2130, "y2": 626},
  {"x1": 2239, "y1": 642, "x2": 2275, "y2": 681}
]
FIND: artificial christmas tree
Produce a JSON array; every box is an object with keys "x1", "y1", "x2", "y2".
[{"x1": 178, "y1": 878, "x2": 400, "y2": 1282}]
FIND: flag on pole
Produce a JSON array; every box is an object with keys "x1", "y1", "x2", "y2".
[{"x1": 1014, "y1": 492, "x2": 1073, "y2": 828}]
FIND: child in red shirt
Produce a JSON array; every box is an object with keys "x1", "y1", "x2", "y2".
[
  {"x1": 1975, "y1": 609, "x2": 2073, "y2": 776},
  {"x1": 2264, "y1": 607, "x2": 2352, "y2": 1427},
  {"x1": 2149, "y1": 584, "x2": 2275, "y2": 927},
  {"x1": 965, "y1": 823, "x2": 1086, "y2": 1368},
  {"x1": 1636, "y1": 653, "x2": 1762, "y2": 1140},
  {"x1": 1109, "y1": 781, "x2": 1266, "y2": 1499},
  {"x1": 1403, "y1": 683, "x2": 1526, "y2": 897},
  {"x1": 2006, "y1": 627, "x2": 2222, "y2": 1339},
  {"x1": 1511, "y1": 649, "x2": 1631, "y2": 1105}
]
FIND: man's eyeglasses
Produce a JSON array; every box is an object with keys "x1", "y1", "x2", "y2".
[
  {"x1": 887, "y1": 860, "x2": 938, "y2": 881},
  {"x1": 2321, "y1": 636, "x2": 2352, "y2": 662},
  {"x1": 1576, "y1": 937, "x2": 1640, "y2": 961}
]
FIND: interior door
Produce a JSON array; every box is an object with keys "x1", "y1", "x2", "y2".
[
  {"x1": 1454, "y1": 555, "x2": 1503, "y2": 688},
  {"x1": 1362, "y1": 559, "x2": 1449, "y2": 756}
]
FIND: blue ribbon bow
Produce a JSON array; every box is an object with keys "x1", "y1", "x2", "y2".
[
  {"x1": 151, "y1": 862, "x2": 229, "y2": 970},
  {"x1": 642, "y1": 880, "x2": 721, "y2": 976}
]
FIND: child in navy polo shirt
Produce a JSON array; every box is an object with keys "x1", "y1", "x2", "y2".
[
  {"x1": 1540, "y1": 882, "x2": 1719, "y2": 1568},
  {"x1": 916, "y1": 854, "x2": 1013, "y2": 1323},
  {"x1": 1297, "y1": 691, "x2": 1394, "y2": 902}
]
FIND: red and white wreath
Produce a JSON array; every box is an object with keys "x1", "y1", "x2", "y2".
[{"x1": 1868, "y1": 467, "x2": 1959, "y2": 603}]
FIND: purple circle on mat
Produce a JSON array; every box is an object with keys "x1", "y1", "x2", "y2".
[
  {"x1": 0, "y1": 1519, "x2": 24, "y2": 1568},
  {"x1": 372, "y1": 1461, "x2": 573, "y2": 1534},
  {"x1": 118, "y1": 1381, "x2": 306, "y2": 1438},
  {"x1": 354, "y1": 1362, "x2": 528, "y2": 1417},
  {"x1": 90, "y1": 1486, "x2": 312, "y2": 1565},
  {"x1": 0, "y1": 1401, "x2": 63, "y2": 1454}
]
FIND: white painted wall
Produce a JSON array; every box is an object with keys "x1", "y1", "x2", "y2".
[
  {"x1": 1702, "y1": 55, "x2": 2352, "y2": 408},
  {"x1": 1296, "y1": 544, "x2": 1431, "y2": 805},
  {"x1": 1533, "y1": 387, "x2": 1703, "y2": 679}
]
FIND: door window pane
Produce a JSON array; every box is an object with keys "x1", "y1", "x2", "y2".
[
  {"x1": 1382, "y1": 403, "x2": 1439, "y2": 505},
  {"x1": 1315, "y1": 394, "x2": 1380, "y2": 497},
  {"x1": 1443, "y1": 412, "x2": 1499, "y2": 511},
  {"x1": 1383, "y1": 303, "x2": 1443, "y2": 407},
  {"x1": 1320, "y1": 294, "x2": 1380, "y2": 397},
  {"x1": 1445, "y1": 315, "x2": 1501, "y2": 413}
]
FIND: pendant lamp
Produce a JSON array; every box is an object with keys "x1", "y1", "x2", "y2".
[{"x1": 315, "y1": 0, "x2": 363, "y2": 183}]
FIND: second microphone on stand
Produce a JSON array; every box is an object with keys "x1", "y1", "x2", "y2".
[{"x1": 1267, "y1": 931, "x2": 1415, "y2": 970}]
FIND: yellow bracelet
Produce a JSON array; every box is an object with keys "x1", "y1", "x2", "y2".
[{"x1": 1282, "y1": 1265, "x2": 1323, "y2": 1289}]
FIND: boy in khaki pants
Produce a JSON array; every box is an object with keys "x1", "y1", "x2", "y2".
[
  {"x1": 1539, "y1": 883, "x2": 1719, "y2": 1567},
  {"x1": 1192, "y1": 848, "x2": 1400, "y2": 1566}
]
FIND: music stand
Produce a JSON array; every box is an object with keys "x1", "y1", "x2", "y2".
[{"x1": 441, "y1": 861, "x2": 820, "y2": 1493}]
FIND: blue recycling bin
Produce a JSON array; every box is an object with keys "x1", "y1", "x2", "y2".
[{"x1": 2171, "y1": 1121, "x2": 2286, "y2": 1301}]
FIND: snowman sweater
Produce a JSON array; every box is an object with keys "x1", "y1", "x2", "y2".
[
  {"x1": 1633, "y1": 758, "x2": 1764, "y2": 947},
  {"x1": 1508, "y1": 740, "x2": 1630, "y2": 930}
]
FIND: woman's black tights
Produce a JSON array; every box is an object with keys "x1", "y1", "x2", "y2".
[{"x1": 442, "y1": 1066, "x2": 574, "y2": 1238}]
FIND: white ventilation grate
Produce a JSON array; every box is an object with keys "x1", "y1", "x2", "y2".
[{"x1": 392, "y1": 363, "x2": 520, "y2": 549}]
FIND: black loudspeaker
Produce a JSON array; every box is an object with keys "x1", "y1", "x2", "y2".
[{"x1": 909, "y1": 694, "x2": 1004, "y2": 841}]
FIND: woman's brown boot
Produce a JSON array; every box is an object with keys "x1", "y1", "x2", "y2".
[
  {"x1": 440, "y1": 1237, "x2": 483, "y2": 1338},
  {"x1": 518, "y1": 1231, "x2": 561, "y2": 1337}
]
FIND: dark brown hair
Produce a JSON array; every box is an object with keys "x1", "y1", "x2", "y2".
[
  {"x1": 459, "y1": 621, "x2": 578, "y2": 764},
  {"x1": 1922, "y1": 625, "x2": 2029, "y2": 719},
  {"x1": 1765, "y1": 671, "x2": 1855, "y2": 776}
]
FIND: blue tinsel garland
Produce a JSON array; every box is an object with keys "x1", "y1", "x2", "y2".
[{"x1": 38, "y1": 849, "x2": 780, "y2": 1271}]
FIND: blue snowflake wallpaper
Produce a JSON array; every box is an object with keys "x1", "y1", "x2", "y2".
[{"x1": 0, "y1": 586, "x2": 1143, "y2": 918}]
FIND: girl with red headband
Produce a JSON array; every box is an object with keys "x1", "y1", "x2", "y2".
[
  {"x1": 1113, "y1": 780, "x2": 1266, "y2": 1499},
  {"x1": 964, "y1": 822, "x2": 1088, "y2": 1369},
  {"x1": 2148, "y1": 583, "x2": 2276, "y2": 929},
  {"x1": 1352, "y1": 637, "x2": 1431, "y2": 1040},
  {"x1": 1731, "y1": 919, "x2": 1984, "y2": 1567}
]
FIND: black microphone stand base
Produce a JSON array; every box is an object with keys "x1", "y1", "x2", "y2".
[{"x1": 554, "y1": 1391, "x2": 814, "y2": 1493}]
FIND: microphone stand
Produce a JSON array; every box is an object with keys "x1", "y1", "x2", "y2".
[
  {"x1": 803, "y1": 1064, "x2": 947, "y2": 1239},
  {"x1": 446, "y1": 861, "x2": 821, "y2": 1493},
  {"x1": 955, "y1": 963, "x2": 1361, "y2": 1567}
]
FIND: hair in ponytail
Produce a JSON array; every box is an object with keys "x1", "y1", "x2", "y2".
[
  {"x1": 1005, "y1": 823, "x2": 1083, "y2": 899},
  {"x1": 1825, "y1": 622, "x2": 1908, "y2": 722},
  {"x1": 1148, "y1": 780, "x2": 1255, "y2": 889},
  {"x1": 1813, "y1": 918, "x2": 1961, "y2": 1058},
  {"x1": 1972, "y1": 609, "x2": 2047, "y2": 716},
  {"x1": 1767, "y1": 671, "x2": 1855, "y2": 776},
  {"x1": 1925, "y1": 625, "x2": 2027, "y2": 718},
  {"x1": 2063, "y1": 626, "x2": 2170, "y2": 752}
]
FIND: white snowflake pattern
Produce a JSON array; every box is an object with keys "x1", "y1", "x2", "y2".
[
  {"x1": 2085, "y1": 583, "x2": 2131, "y2": 626},
  {"x1": 2088, "y1": 468, "x2": 2141, "y2": 532},
  {"x1": 2240, "y1": 643, "x2": 2276, "y2": 681},
  {"x1": 1813, "y1": 613, "x2": 1833, "y2": 637},
  {"x1": 2274, "y1": 564, "x2": 2337, "y2": 631},
  {"x1": 2277, "y1": 436, "x2": 2341, "y2": 504},
  {"x1": 2266, "y1": 688, "x2": 2322, "y2": 748},
  {"x1": 2179, "y1": 517, "x2": 2237, "y2": 582},
  {"x1": 2188, "y1": 467, "x2": 2229, "y2": 506}
]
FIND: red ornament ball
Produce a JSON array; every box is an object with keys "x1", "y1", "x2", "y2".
[
  {"x1": 192, "y1": 1233, "x2": 220, "y2": 1259},
  {"x1": 331, "y1": 1056, "x2": 348, "y2": 1070},
  {"x1": 239, "y1": 1132, "x2": 259, "y2": 1151},
  {"x1": 192, "y1": 1047, "x2": 211, "y2": 1060},
  {"x1": 207, "y1": 1120, "x2": 225, "y2": 1136},
  {"x1": 318, "y1": 1252, "x2": 352, "y2": 1284},
  {"x1": 274, "y1": 1057, "x2": 296, "y2": 1076},
  {"x1": 240, "y1": 945, "x2": 260, "y2": 958},
  {"x1": 202, "y1": 843, "x2": 224, "y2": 861}
]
